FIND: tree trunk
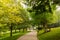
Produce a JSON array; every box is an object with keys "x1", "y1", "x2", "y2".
[
  {"x1": 43, "y1": 24, "x2": 51, "y2": 33},
  {"x1": 43, "y1": 24, "x2": 48, "y2": 33},
  {"x1": 10, "y1": 26, "x2": 12, "y2": 36},
  {"x1": 37, "y1": 25, "x2": 40, "y2": 33}
]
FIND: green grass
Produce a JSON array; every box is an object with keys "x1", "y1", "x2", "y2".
[
  {"x1": 38, "y1": 27, "x2": 60, "y2": 40},
  {"x1": 0, "y1": 31, "x2": 28, "y2": 40}
]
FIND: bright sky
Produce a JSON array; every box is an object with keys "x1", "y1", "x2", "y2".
[
  {"x1": 20, "y1": 2, "x2": 32, "y2": 20},
  {"x1": 20, "y1": 1, "x2": 27, "y2": 9},
  {"x1": 56, "y1": 5, "x2": 60, "y2": 11}
]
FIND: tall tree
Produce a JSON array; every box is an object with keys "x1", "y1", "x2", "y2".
[
  {"x1": 25, "y1": 0, "x2": 58, "y2": 32},
  {"x1": 0, "y1": 0, "x2": 29, "y2": 36}
]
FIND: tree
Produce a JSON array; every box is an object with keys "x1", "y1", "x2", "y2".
[
  {"x1": 0, "y1": 0, "x2": 29, "y2": 36},
  {"x1": 25, "y1": 0, "x2": 58, "y2": 32}
]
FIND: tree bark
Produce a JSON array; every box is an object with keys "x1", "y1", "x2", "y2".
[
  {"x1": 37, "y1": 25, "x2": 40, "y2": 33},
  {"x1": 10, "y1": 26, "x2": 12, "y2": 36},
  {"x1": 43, "y1": 24, "x2": 48, "y2": 33},
  {"x1": 43, "y1": 24, "x2": 51, "y2": 33}
]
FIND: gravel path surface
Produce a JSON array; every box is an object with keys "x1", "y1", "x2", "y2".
[{"x1": 17, "y1": 31, "x2": 38, "y2": 40}]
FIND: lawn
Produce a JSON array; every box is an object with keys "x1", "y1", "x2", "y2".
[
  {"x1": 0, "y1": 31, "x2": 28, "y2": 40},
  {"x1": 38, "y1": 27, "x2": 60, "y2": 40}
]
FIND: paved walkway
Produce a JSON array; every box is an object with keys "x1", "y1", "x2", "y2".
[{"x1": 17, "y1": 31, "x2": 38, "y2": 40}]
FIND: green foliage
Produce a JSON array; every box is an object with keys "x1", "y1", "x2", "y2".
[
  {"x1": 29, "y1": 10, "x2": 57, "y2": 25},
  {"x1": 0, "y1": 0, "x2": 29, "y2": 26},
  {"x1": 25, "y1": 0, "x2": 58, "y2": 26},
  {"x1": 25, "y1": 0, "x2": 54, "y2": 13},
  {"x1": 0, "y1": 0, "x2": 29, "y2": 37}
]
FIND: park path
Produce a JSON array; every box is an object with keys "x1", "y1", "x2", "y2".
[{"x1": 17, "y1": 30, "x2": 38, "y2": 40}]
